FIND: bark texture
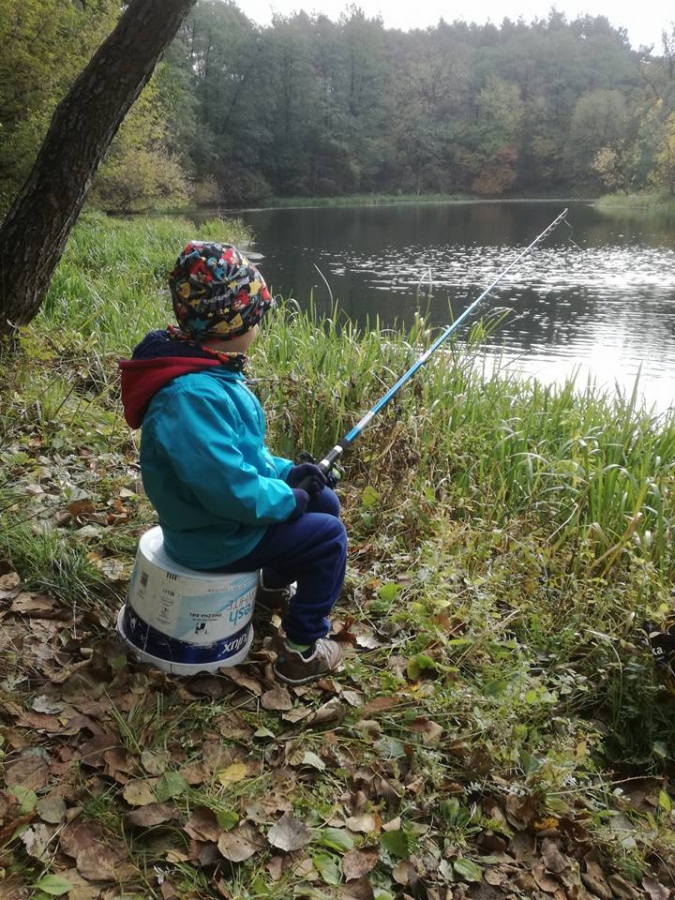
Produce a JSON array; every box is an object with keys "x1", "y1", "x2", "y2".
[{"x1": 0, "y1": 0, "x2": 197, "y2": 335}]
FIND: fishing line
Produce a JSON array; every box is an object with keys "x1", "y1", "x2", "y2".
[
  {"x1": 312, "y1": 208, "x2": 570, "y2": 475},
  {"x1": 561, "y1": 213, "x2": 582, "y2": 251}
]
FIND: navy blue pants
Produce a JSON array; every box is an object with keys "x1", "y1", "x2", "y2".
[{"x1": 220, "y1": 488, "x2": 347, "y2": 645}]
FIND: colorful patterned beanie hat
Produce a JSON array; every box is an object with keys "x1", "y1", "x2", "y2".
[{"x1": 169, "y1": 241, "x2": 272, "y2": 341}]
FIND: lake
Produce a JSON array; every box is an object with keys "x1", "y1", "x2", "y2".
[{"x1": 232, "y1": 201, "x2": 675, "y2": 413}]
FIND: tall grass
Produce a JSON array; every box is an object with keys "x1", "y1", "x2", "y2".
[{"x1": 255, "y1": 300, "x2": 675, "y2": 582}]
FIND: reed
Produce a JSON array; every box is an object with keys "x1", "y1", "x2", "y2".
[{"x1": 255, "y1": 303, "x2": 675, "y2": 582}]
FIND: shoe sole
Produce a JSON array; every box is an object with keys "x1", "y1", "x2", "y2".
[{"x1": 273, "y1": 660, "x2": 344, "y2": 686}]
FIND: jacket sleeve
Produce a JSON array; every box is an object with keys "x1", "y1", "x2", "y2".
[
  {"x1": 152, "y1": 380, "x2": 297, "y2": 525},
  {"x1": 268, "y1": 453, "x2": 294, "y2": 481}
]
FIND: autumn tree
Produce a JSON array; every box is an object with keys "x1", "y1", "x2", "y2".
[
  {"x1": 0, "y1": 0, "x2": 120, "y2": 211},
  {"x1": 0, "y1": 0, "x2": 198, "y2": 337}
]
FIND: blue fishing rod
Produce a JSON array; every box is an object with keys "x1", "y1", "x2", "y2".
[{"x1": 314, "y1": 208, "x2": 569, "y2": 475}]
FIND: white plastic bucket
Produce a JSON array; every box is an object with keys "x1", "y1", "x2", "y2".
[{"x1": 116, "y1": 526, "x2": 258, "y2": 675}]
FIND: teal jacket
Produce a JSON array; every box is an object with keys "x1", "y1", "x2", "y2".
[{"x1": 138, "y1": 367, "x2": 295, "y2": 568}]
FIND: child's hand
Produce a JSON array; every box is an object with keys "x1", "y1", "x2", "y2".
[
  {"x1": 288, "y1": 488, "x2": 310, "y2": 520},
  {"x1": 287, "y1": 463, "x2": 327, "y2": 497}
]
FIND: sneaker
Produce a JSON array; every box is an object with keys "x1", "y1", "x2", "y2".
[
  {"x1": 273, "y1": 638, "x2": 343, "y2": 685},
  {"x1": 255, "y1": 573, "x2": 296, "y2": 615}
]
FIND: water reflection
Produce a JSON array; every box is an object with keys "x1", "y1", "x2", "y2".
[{"x1": 232, "y1": 201, "x2": 675, "y2": 411}]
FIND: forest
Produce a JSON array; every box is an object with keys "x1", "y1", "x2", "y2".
[{"x1": 2, "y1": 1, "x2": 675, "y2": 211}]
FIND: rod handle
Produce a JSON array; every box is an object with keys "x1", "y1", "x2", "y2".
[{"x1": 317, "y1": 444, "x2": 345, "y2": 473}]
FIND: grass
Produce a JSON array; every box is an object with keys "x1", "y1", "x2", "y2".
[
  {"x1": 595, "y1": 192, "x2": 675, "y2": 213},
  {"x1": 1, "y1": 213, "x2": 675, "y2": 898},
  {"x1": 253, "y1": 193, "x2": 473, "y2": 209}
]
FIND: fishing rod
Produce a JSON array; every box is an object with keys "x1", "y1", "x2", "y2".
[{"x1": 313, "y1": 207, "x2": 569, "y2": 475}]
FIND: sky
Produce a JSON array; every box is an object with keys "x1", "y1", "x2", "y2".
[{"x1": 237, "y1": 0, "x2": 673, "y2": 51}]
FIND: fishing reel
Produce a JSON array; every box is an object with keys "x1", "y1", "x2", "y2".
[{"x1": 298, "y1": 450, "x2": 343, "y2": 488}]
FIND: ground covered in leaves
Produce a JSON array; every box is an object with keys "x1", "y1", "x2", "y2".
[
  {"x1": 1, "y1": 573, "x2": 674, "y2": 900},
  {"x1": 1, "y1": 328, "x2": 675, "y2": 900}
]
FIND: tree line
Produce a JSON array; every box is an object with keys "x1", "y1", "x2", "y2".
[{"x1": 2, "y1": 0, "x2": 675, "y2": 213}]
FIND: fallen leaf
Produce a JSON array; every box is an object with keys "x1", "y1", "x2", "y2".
[
  {"x1": 267, "y1": 811, "x2": 312, "y2": 852},
  {"x1": 13, "y1": 710, "x2": 62, "y2": 732},
  {"x1": 608, "y1": 874, "x2": 640, "y2": 899},
  {"x1": 180, "y1": 760, "x2": 212, "y2": 786},
  {"x1": 642, "y1": 877, "x2": 671, "y2": 900},
  {"x1": 266, "y1": 856, "x2": 285, "y2": 882},
  {"x1": 11, "y1": 592, "x2": 67, "y2": 618},
  {"x1": 103, "y1": 747, "x2": 140, "y2": 784},
  {"x1": 363, "y1": 695, "x2": 401, "y2": 715},
  {"x1": 581, "y1": 859, "x2": 613, "y2": 900},
  {"x1": 342, "y1": 848, "x2": 379, "y2": 881},
  {"x1": 217, "y1": 822, "x2": 263, "y2": 862},
  {"x1": 155, "y1": 771, "x2": 188, "y2": 801},
  {"x1": 33, "y1": 873, "x2": 74, "y2": 897},
  {"x1": 217, "y1": 762, "x2": 248, "y2": 785},
  {"x1": 52, "y1": 869, "x2": 100, "y2": 900},
  {"x1": 407, "y1": 717, "x2": 444, "y2": 745},
  {"x1": 393, "y1": 859, "x2": 417, "y2": 885},
  {"x1": 0, "y1": 571, "x2": 21, "y2": 597},
  {"x1": 126, "y1": 802, "x2": 178, "y2": 828},
  {"x1": 533, "y1": 861, "x2": 560, "y2": 893},
  {"x1": 31, "y1": 695, "x2": 64, "y2": 715},
  {"x1": 36, "y1": 794, "x2": 67, "y2": 824},
  {"x1": 291, "y1": 856, "x2": 318, "y2": 880},
  {"x1": 20, "y1": 822, "x2": 56, "y2": 862},
  {"x1": 184, "y1": 807, "x2": 223, "y2": 843},
  {"x1": 282, "y1": 706, "x2": 313, "y2": 724},
  {"x1": 301, "y1": 751, "x2": 326, "y2": 771},
  {"x1": 5, "y1": 750, "x2": 50, "y2": 791},
  {"x1": 218, "y1": 667, "x2": 263, "y2": 695},
  {"x1": 141, "y1": 748, "x2": 170, "y2": 776},
  {"x1": 0, "y1": 878, "x2": 31, "y2": 899},
  {"x1": 261, "y1": 684, "x2": 293, "y2": 711},
  {"x1": 122, "y1": 780, "x2": 156, "y2": 807},
  {"x1": 69, "y1": 499, "x2": 96, "y2": 517},
  {"x1": 340, "y1": 690, "x2": 364, "y2": 707},
  {"x1": 355, "y1": 634, "x2": 381, "y2": 649},
  {"x1": 339, "y1": 876, "x2": 375, "y2": 900},
  {"x1": 185, "y1": 674, "x2": 227, "y2": 700},
  {"x1": 515, "y1": 872, "x2": 538, "y2": 892},
  {"x1": 305, "y1": 698, "x2": 346, "y2": 727},
  {"x1": 346, "y1": 813, "x2": 378, "y2": 834},
  {"x1": 485, "y1": 868, "x2": 507, "y2": 886},
  {"x1": 89, "y1": 555, "x2": 129, "y2": 582},
  {"x1": 60, "y1": 821, "x2": 136, "y2": 882},
  {"x1": 505, "y1": 792, "x2": 540, "y2": 830},
  {"x1": 541, "y1": 838, "x2": 571, "y2": 874}
]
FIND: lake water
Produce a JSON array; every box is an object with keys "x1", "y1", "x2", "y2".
[{"x1": 233, "y1": 201, "x2": 675, "y2": 413}]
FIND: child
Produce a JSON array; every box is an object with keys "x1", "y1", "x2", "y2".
[{"x1": 119, "y1": 241, "x2": 347, "y2": 684}]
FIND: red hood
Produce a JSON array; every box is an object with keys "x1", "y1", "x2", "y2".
[{"x1": 119, "y1": 357, "x2": 221, "y2": 428}]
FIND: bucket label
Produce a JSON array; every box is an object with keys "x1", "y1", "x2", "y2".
[
  {"x1": 127, "y1": 555, "x2": 257, "y2": 646},
  {"x1": 121, "y1": 604, "x2": 252, "y2": 665}
]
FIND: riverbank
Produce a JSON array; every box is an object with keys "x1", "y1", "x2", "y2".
[
  {"x1": 202, "y1": 191, "x2": 675, "y2": 214},
  {"x1": 595, "y1": 192, "x2": 675, "y2": 211},
  {"x1": 1, "y1": 213, "x2": 674, "y2": 899}
]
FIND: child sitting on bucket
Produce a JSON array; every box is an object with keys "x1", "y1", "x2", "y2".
[{"x1": 119, "y1": 241, "x2": 346, "y2": 685}]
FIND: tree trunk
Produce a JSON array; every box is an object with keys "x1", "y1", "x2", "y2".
[{"x1": 0, "y1": 0, "x2": 197, "y2": 337}]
